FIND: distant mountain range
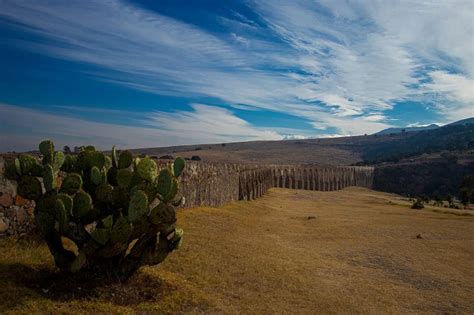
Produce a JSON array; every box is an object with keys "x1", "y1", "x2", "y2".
[{"x1": 375, "y1": 117, "x2": 474, "y2": 135}]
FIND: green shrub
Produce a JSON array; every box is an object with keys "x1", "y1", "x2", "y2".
[
  {"x1": 411, "y1": 198, "x2": 424, "y2": 209},
  {"x1": 5, "y1": 140, "x2": 186, "y2": 280}
]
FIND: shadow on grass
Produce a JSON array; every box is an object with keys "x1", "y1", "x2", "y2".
[{"x1": 0, "y1": 262, "x2": 180, "y2": 309}]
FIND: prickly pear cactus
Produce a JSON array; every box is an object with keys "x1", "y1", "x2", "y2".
[{"x1": 5, "y1": 140, "x2": 185, "y2": 280}]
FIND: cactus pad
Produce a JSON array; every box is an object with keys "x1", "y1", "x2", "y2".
[
  {"x1": 77, "y1": 150, "x2": 105, "y2": 170},
  {"x1": 90, "y1": 166, "x2": 102, "y2": 185},
  {"x1": 39, "y1": 140, "x2": 54, "y2": 163},
  {"x1": 118, "y1": 150, "x2": 133, "y2": 169},
  {"x1": 112, "y1": 145, "x2": 118, "y2": 168},
  {"x1": 73, "y1": 191, "x2": 92, "y2": 218},
  {"x1": 110, "y1": 217, "x2": 132, "y2": 244},
  {"x1": 117, "y1": 169, "x2": 133, "y2": 188},
  {"x1": 173, "y1": 157, "x2": 185, "y2": 177},
  {"x1": 157, "y1": 168, "x2": 173, "y2": 198},
  {"x1": 55, "y1": 199, "x2": 68, "y2": 232},
  {"x1": 102, "y1": 215, "x2": 114, "y2": 229},
  {"x1": 14, "y1": 158, "x2": 22, "y2": 176},
  {"x1": 61, "y1": 155, "x2": 77, "y2": 172},
  {"x1": 163, "y1": 178, "x2": 178, "y2": 202},
  {"x1": 169, "y1": 227, "x2": 184, "y2": 250},
  {"x1": 95, "y1": 183, "x2": 114, "y2": 203},
  {"x1": 104, "y1": 156, "x2": 112, "y2": 170},
  {"x1": 57, "y1": 193, "x2": 73, "y2": 216},
  {"x1": 91, "y1": 151, "x2": 106, "y2": 169},
  {"x1": 91, "y1": 227, "x2": 110, "y2": 245},
  {"x1": 43, "y1": 164, "x2": 56, "y2": 191},
  {"x1": 134, "y1": 180, "x2": 156, "y2": 201},
  {"x1": 128, "y1": 190, "x2": 148, "y2": 223},
  {"x1": 137, "y1": 157, "x2": 157, "y2": 182},
  {"x1": 61, "y1": 173, "x2": 83, "y2": 194},
  {"x1": 19, "y1": 154, "x2": 38, "y2": 174},
  {"x1": 150, "y1": 203, "x2": 176, "y2": 226},
  {"x1": 53, "y1": 151, "x2": 65, "y2": 171}
]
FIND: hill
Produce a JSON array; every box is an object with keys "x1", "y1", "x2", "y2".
[
  {"x1": 130, "y1": 118, "x2": 474, "y2": 199},
  {"x1": 131, "y1": 118, "x2": 474, "y2": 166},
  {"x1": 375, "y1": 124, "x2": 439, "y2": 135},
  {"x1": 359, "y1": 122, "x2": 474, "y2": 164},
  {"x1": 448, "y1": 117, "x2": 474, "y2": 126}
]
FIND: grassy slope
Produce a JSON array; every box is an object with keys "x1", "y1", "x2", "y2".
[{"x1": 1, "y1": 188, "x2": 473, "y2": 314}]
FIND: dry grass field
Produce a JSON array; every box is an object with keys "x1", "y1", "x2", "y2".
[{"x1": 1, "y1": 187, "x2": 473, "y2": 314}]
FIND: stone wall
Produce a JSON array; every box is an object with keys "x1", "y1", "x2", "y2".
[
  {"x1": 0, "y1": 156, "x2": 374, "y2": 236},
  {"x1": 0, "y1": 157, "x2": 36, "y2": 237},
  {"x1": 270, "y1": 166, "x2": 374, "y2": 191}
]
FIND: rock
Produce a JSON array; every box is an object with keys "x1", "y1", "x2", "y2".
[
  {"x1": 0, "y1": 178, "x2": 17, "y2": 197},
  {"x1": 0, "y1": 193, "x2": 13, "y2": 208},
  {"x1": 307, "y1": 216, "x2": 316, "y2": 220},
  {"x1": 15, "y1": 207, "x2": 28, "y2": 224},
  {"x1": 416, "y1": 234, "x2": 423, "y2": 239},
  {"x1": 15, "y1": 195, "x2": 31, "y2": 207},
  {"x1": 0, "y1": 217, "x2": 9, "y2": 233},
  {"x1": 27, "y1": 207, "x2": 35, "y2": 216}
]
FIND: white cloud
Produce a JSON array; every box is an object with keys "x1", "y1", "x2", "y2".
[
  {"x1": 422, "y1": 71, "x2": 474, "y2": 120},
  {"x1": 0, "y1": 0, "x2": 397, "y2": 137},
  {"x1": 425, "y1": 71, "x2": 474, "y2": 103},
  {"x1": 281, "y1": 134, "x2": 313, "y2": 140},
  {"x1": 0, "y1": 0, "x2": 472, "y2": 145},
  {"x1": 251, "y1": 0, "x2": 473, "y2": 120},
  {"x1": 0, "y1": 103, "x2": 281, "y2": 151}
]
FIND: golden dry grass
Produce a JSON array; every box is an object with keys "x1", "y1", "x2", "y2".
[{"x1": 1, "y1": 187, "x2": 473, "y2": 314}]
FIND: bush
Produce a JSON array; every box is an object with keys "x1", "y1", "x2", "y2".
[
  {"x1": 411, "y1": 198, "x2": 425, "y2": 209},
  {"x1": 6, "y1": 140, "x2": 186, "y2": 281}
]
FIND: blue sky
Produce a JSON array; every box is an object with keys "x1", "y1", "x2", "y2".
[{"x1": 0, "y1": 0, "x2": 473, "y2": 151}]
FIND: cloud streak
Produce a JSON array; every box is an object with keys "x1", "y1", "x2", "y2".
[
  {"x1": 0, "y1": 103, "x2": 281, "y2": 152},
  {"x1": 0, "y1": 0, "x2": 472, "y2": 150}
]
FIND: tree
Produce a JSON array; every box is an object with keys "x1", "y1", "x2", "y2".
[{"x1": 63, "y1": 145, "x2": 71, "y2": 153}]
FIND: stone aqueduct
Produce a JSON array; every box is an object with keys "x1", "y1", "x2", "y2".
[
  {"x1": 164, "y1": 161, "x2": 375, "y2": 208},
  {"x1": 0, "y1": 157, "x2": 374, "y2": 235},
  {"x1": 239, "y1": 165, "x2": 373, "y2": 202}
]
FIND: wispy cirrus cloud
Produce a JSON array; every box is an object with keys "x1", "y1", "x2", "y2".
[
  {"x1": 0, "y1": 0, "x2": 392, "y2": 137},
  {"x1": 0, "y1": 0, "x2": 472, "y2": 150},
  {"x1": 251, "y1": 0, "x2": 473, "y2": 119}
]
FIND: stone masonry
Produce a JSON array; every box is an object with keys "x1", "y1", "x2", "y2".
[{"x1": 0, "y1": 156, "x2": 374, "y2": 237}]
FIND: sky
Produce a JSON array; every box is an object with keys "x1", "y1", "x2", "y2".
[{"x1": 0, "y1": 0, "x2": 473, "y2": 151}]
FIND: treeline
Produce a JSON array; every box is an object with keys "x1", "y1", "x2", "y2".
[
  {"x1": 358, "y1": 124, "x2": 474, "y2": 165},
  {"x1": 373, "y1": 161, "x2": 474, "y2": 201}
]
